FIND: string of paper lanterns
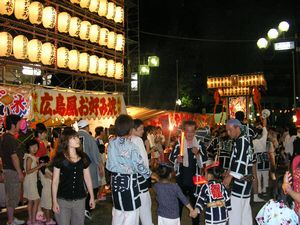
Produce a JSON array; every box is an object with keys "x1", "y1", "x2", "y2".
[
  {"x1": 0, "y1": 32, "x2": 124, "y2": 79},
  {"x1": 0, "y1": 0, "x2": 125, "y2": 51},
  {"x1": 69, "y1": 0, "x2": 124, "y2": 24}
]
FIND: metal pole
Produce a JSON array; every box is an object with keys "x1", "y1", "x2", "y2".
[
  {"x1": 292, "y1": 50, "x2": 296, "y2": 108},
  {"x1": 176, "y1": 59, "x2": 179, "y2": 100}
]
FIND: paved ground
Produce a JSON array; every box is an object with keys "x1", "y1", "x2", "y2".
[{"x1": 0, "y1": 187, "x2": 268, "y2": 225}]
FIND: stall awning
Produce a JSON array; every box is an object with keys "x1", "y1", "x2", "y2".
[{"x1": 126, "y1": 106, "x2": 167, "y2": 121}]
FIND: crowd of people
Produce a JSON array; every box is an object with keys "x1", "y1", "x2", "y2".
[{"x1": 0, "y1": 111, "x2": 300, "y2": 225}]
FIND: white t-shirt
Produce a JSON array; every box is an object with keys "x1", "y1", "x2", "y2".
[
  {"x1": 130, "y1": 135, "x2": 149, "y2": 168},
  {"x1": 253, "y1": 127, "x2": 268, "y2": 153}
]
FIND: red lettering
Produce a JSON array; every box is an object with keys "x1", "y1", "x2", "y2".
[
  {"x1": 40, "y1": 92, "x2": 53, "y2": 116},
  {"x1": 66, "y1": 95, "x2": 78, "y2": 116}
]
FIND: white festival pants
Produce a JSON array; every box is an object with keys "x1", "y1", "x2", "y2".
[
  {"x1": 257, "y1": 170, "x2": 269, "y2": 193},
  {"x1": 158, "y1": 216, "x2": 180, "y2": 225},
  {"x1": 229, "y1": 196, "x2": 253, "y2": 225},
  {"x1": 112, "y1": 207, "x2": 139, "y2": 225},
  {"x1": 139, "y1": 191, "x2": 153, "y2": 225}
]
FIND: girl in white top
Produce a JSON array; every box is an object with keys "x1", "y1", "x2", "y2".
[
  {"x1": 39, "y1": 160, "x2": 56, "y2": 225},
  {"x1": 23, "y1": 139, "x2": 46, "y2": 225}
]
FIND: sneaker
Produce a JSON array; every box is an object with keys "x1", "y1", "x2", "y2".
[
  {"x1": 36, "y1": 212, "x2": 46, "y2": 222},
  {"x1": 13, "y1": 217, "x2": 25, "y2": 225},
  {"x1": 253, "y1": 196, "x2": 265, "y2": 203},
  {"x1": 45, "y1": 219, "x2": 56, "y2": 225},
  {"x1": 84, "y1": 210, "x2": 92, "y2": 220}
]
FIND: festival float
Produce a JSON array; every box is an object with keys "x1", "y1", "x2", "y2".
[{"x1": 207, "y1": 72, "x2": 267, "y2": 123}]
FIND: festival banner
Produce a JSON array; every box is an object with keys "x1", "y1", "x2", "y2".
[
  {"x1": 32, "y1": 87, "x2": 126, "y2": 120},
  {"x1": 0, "y1": 85, "x2": 31, "y2": 131}
]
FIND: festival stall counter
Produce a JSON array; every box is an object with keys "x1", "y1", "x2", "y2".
[{"x1": 0, "y1": 84, "x2": 127, "y2": 134}]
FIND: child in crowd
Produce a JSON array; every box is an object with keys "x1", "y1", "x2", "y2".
[
  {"x1": 95, "y1": 126, "x2": 107, "y2": 201},
  {"x1": 39, "y1": 156, "x2": 56, "y2": 225},
  {"x1": 256, "y1": 175, "x2": 298, "y2": 225},
  {"x1": 106, "y1": 114, "x2": 151, "y2": 225},
  {"x1": 23, "y1": 139, "x2": 46, "y2": 225},
  {"x1": 191, "y1": 165, "x2": 231, "y2": 225},
  {"x1": 153, "y1": 163, "x2": 193, "y2": 225}
]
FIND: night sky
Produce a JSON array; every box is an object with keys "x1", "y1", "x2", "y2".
[{"x1": 138, "y1": 0, "x2": 300, "y2": 112}]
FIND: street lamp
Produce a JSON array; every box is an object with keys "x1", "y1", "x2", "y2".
[
  {"x1": 267, "y1": 28, "x2": 279, "y2": 39},
  {"x1": 257, "y1": 21, "x2": 297, "y2": 108}
]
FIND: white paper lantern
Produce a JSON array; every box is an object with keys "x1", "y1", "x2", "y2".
[
  {"x1": 98, "y1": 0, "x2": 107, "y2": 17},
  {"x1": 106, "y1": 59, "x2": 115, "y2": 78},
  {"x1": 89, "y1": 24, "x2": 100, "y2": 43},
  {"x1": 107, "y1": 31, "x2": 116, "y2": 49},
  {"x1": 27, "y1": 39, "x2": 42, "y2": 62},
  {"x1": 80, "y1": 0, "x2": 90, "y2": 8},
  {"x1": 70, "y1": 0, "x2": 80, "y2": 3},
  {"x1": 41, "y1": 42, "x2": 55, "y2": 65},
  {"x1": 89, "y1": 0, "x2": 99, "y2": 12},
  {"x1": 42, "y1": 6, "x2": 57, "y2": 29},
  {"x1": 88, "y1": 55, "x2": 98, "y2": 74},
  {"x1": 115, "y1": 62, "x2": 124, "y2": 80},
  {"x1": 99, "y1": 28, "x2": 108, "y2": 46},
  {"x1": 106, "y1": 2, "x2": 115, "y2": 20},
  {"x1": 114, "y1": 6, "x2": 124, "y2": 23},
  {"x1": 0, "y1": 32, "x2": 13, "y2": 57},
  {"x1": 58, "y1": 12, "x2": 71, "y2": 33},
  {"x1": 69, "y1": 17, "x2": 81, "y2": 37},
  {"x1": 28, "y1": 2, "x2": 43, "y2": 25},
  {"x1": 68, "y1": 49, "x2": 80, "y2": 70},
  {"x1": 79, "y1": 21, "x2": 91, "y2": 40},
  {"x1": 0, "y1": 0, "x2": 15, "y2": 16},
  {"x1": 97, "y1": 57, "x2": 107, "y2": 76},
  {"x1": 57, "y1": 47, "x2": 69, "y2": 68},
  {"x1": 14, "y1": 0, "x2": 30, "y2": 20},
  {"x1": 115, "y1": 34, "x2": 124, "y2": 51},
  {"x1": 13, "y1": 35, "x2": 28, "y2": 59},
  {"x1": 79, "y1": 53, "x2": 89, "y2": 72}
]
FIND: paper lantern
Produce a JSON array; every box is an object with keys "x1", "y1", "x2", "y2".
[
  {"x1": 115, "y1": 34, "x2": 124, "y2": 51},
  {"x1": 42, "y1": 6, "x2": 57, "y2": 29},
  {"x1": 41, "y1": 42, "x2": 55, "y2": 65},
  {"x1": 57, "y1": 47, "x2": 69, "y2": 68},
  {"x1": 98, "y1": 0, "x2": 107, "y2": 17},
  {"x1": 115, "y1": 62, "x2": 124, "y2": 80},
  {"x1": 88, "y1": 55, "x2": 98, "y2": 74},
  {"x1": 58, "y1": 12, "x2": 71, "y2": 33},
  {"x1": 69, "y1": 17, "x2": 81, "y2": 37},
  {"x1": 114, "y1": 6, "x2": 124, "y2": 23},
  {"x1": 106, "y1": 2, "x2": 115, "y2": 20},
  {"x1": 89, "y1": 0, "x2": 99, "y2": 12},
  {"x1": 106, "y1": 59, "x2": 115, "y2": 78},
  {"x1": 89, "y1": 24, "x2": 100, "y2": 43},
  {"x1": 80, "y1": 0, "x2": 90, "y2": 8},
  {"x1": 28, "y1": 2, "x2": 43, "y2": 25},
  {"x1": 13, "y1": 35, "x2": 28, "y2": 59},
  {"x1": 14, "y1": 0, "x2": 30, "y2": 20},
  {"x1": 70, "y1": 0, "x2": 80, "y2": 3},
  {"x1": 0, "y1": 0, "x2": 15, "y2": 16},
  {"x1": 27, "y1": 39, "x2": 42, "y2": 62},
  {"x1": 79, "y1": 21, "x2": 91, "y2": 40},
  {"x1": 97, "y1": 57, "x2": 107, "y2": 76},
  {"x1": 79, "y1": 53, "x2": 90, "y2": 72},
  {"x1": 0, "y1": 32, "x2": 13, "y2": 57},
  {"x1": 99, "y1": 28, "x2": 108, "y2": 46},
  {"x1": 68, "y1": 49, "x2": 80, "y2": 70},
  {"x1": 107, "y1": 31, "x2": 116, "y2": 49}
]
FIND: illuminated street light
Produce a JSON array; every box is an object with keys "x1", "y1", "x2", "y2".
[
  {"x1": 257, "y1": 38, "x2": 268, "y2": 49},
  {"x1": 139, "y1": 65, "x2": 150, "y2": 75},
  {"x1": 176, "y1": 99, "x2": 182, "y2": 106},
  {"x1": 278, "y1": 21, "x2": 289, "y2": 32},
  {"x1": 267, "y1": 28, "x2": 279, "y2": 39},
  {"x1": 148, "y1": 56, "x2": 159, "y2": 67}
]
